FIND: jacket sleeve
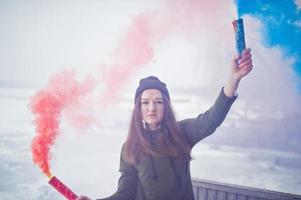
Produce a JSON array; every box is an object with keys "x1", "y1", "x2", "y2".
[
  {"x1": 96, "y1": 145, "x2": 138, "y2": 200},
  {"x1": 179, "y1": 88, "x2": 237, "y2": 148}
]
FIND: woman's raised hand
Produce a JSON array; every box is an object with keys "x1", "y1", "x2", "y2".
[
  {"x1": 232, "y1": 48, "x2": 253, "y2": 80},
  {"x1": 223, "y1": 48, "x2": 253, "y2": 97}
]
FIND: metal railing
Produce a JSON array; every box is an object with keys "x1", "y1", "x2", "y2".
[{"x1": 192, "y1": 178, "x2": 301, "y2": 200}]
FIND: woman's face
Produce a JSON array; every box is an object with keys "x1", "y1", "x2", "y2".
[{"x1": 140, "y1": 89, "x2": 164, "y2": 130}]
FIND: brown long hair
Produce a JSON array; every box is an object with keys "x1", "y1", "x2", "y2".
[{"x1": 124, "y1": 92, "x2": 191, "y2": 165}]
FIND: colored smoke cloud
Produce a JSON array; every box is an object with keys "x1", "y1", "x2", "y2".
[
  {"x1": 100, "y1": 0, "x2": 237, "y2": 104},
  {"x1": 236, "y1": 0, "x2": 301, "y2": 79},
  {"x1": 100, "y1": 13, "x2": 155, "y2": 106},
  {"x1": 29, "y1": 0, "x2": 238, "y2": 175},
  {"x1": 0, "y1": 0, "x2": 299, "y2": 198},
  {"x1": 30, "y1": 71, "x2": 95, "y2": 176},
  {"x1": 295, "y1": 0, "x2": 301, "y2": 9},
  {"x1": 29, "y1": 0, "x2": 301, "y2": 178}
]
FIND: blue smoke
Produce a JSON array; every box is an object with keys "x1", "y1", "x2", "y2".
[{"x1": 236, "y1": 0, "x2": 301, "y2": 87}]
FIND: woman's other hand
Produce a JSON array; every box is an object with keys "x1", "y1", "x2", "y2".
[{"x1": 77, "y1": 195, "x2": 92, "y2": 200}]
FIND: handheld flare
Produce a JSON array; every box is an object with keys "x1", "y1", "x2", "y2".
[
  {"x1": 232, "y1": 18, "x2": 246, "y2": 55},
  {"x1": 48, "y1": 176, "x2": 78, "y2": 200}
]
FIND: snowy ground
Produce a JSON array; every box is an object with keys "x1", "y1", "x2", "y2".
[{"x1": 1, "y1": 88, "x2": 300, "y2": 199}]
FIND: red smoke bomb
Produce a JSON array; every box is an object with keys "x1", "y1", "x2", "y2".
[{"x1": 48, "y1": 176, "x2": 78, "y2": 200}]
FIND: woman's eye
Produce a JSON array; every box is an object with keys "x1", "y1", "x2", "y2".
[
  {"x1": 156, "y1": 100, "x2": 163, "y2": 104},
  {"x1": 141, "y1": 101, "x2": 149, "y2": 105}
]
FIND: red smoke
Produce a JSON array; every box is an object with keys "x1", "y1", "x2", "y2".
[
  {"x1": 30, "y1": 71, "x2": 95, "y2": 176},
  {"x1": 99, "y1": 0, "x2": 233, "y2": 106},
  {"x1": 100, "y1": 13, "x2": 155, "y2": 106},
  {"x1": 31, "y1": 0, "x2": 234, "y2": 176}
]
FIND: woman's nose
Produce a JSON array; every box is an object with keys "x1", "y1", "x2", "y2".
[{"x1": 148, "y1": 102, "x2": 156, "y2": 111}]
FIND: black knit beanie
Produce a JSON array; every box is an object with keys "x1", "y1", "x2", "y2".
[{"x1": 134, "y1": 76, "x2": 170, "y2": 103}]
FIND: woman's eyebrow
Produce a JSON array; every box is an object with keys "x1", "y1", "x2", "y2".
[{"x1": 141, "y1": 97, "x2": 163, "y2": 100}]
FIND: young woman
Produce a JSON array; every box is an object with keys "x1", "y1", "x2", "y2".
[{"x1": 78, "y1": 48, "x2": 253, "y2": 200}]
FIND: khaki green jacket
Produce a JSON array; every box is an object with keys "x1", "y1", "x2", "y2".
[{"x1": 98, "y1": 89, "x2": 236, "y2": 200}]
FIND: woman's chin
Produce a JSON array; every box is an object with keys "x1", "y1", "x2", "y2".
[{"x1": 148, "y1": 123, "x2": 161, "y2": 130}]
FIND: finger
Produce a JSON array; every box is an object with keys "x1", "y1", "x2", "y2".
[
  {"x1": 239, "y1": 64, "x2": 253, "y2": 77},
  {"x1": 233, "y1": 54, "x2": 241, "y2": 66},
  {"x1": 237, "y1": 51, "x2": 251, "y2": 64},
  {"x1": 234, "y1": 54, "x2": 240, "y2": 62},
  {"x1": 239, "y1": 52, "x2": 252, "y2": 62},
  {"x1": 238, "y1": 59, "x2": 253, "y2": 69},
  {"x1": 243, "y1": 48, "x2": 251, "y2": 54},
  {"x1": 241, "y1": 64, "x2": 253, "y2": 74},
  {"x1": 77, "y1": 196, "x2": 89, "y2": 200},
  {"x1": 239, "y1": 60, "x2": 252, "y2": 69},
  {"x1": 242, "y1": 50, "x2": 252, "y2": 57},
  {"x1": 239, "y1": 48, "x2": 251, "y2": 61},
  {"x1": 244, "y1": 63, "x2": 253, "y2": 71},
  {"x1": 238, "y1": 54, "x2": 252, "y2": 64},
  {"x1": 244, "y1": 65, "x2": 253, "y2": 75}
]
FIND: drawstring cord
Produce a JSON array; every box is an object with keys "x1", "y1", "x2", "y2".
[
  {"x1": 148, "y1": 133, "x2": 159, "y2": 181},
  {"x1": 149, "y1": 155, "x2": 159, "y2": 181},
  {"x1": 169, "y1": 157, "x2": 183, "y2": 187},
  {"x1": 147, "y1": 129, "x2": 186, "y2": 186}
]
